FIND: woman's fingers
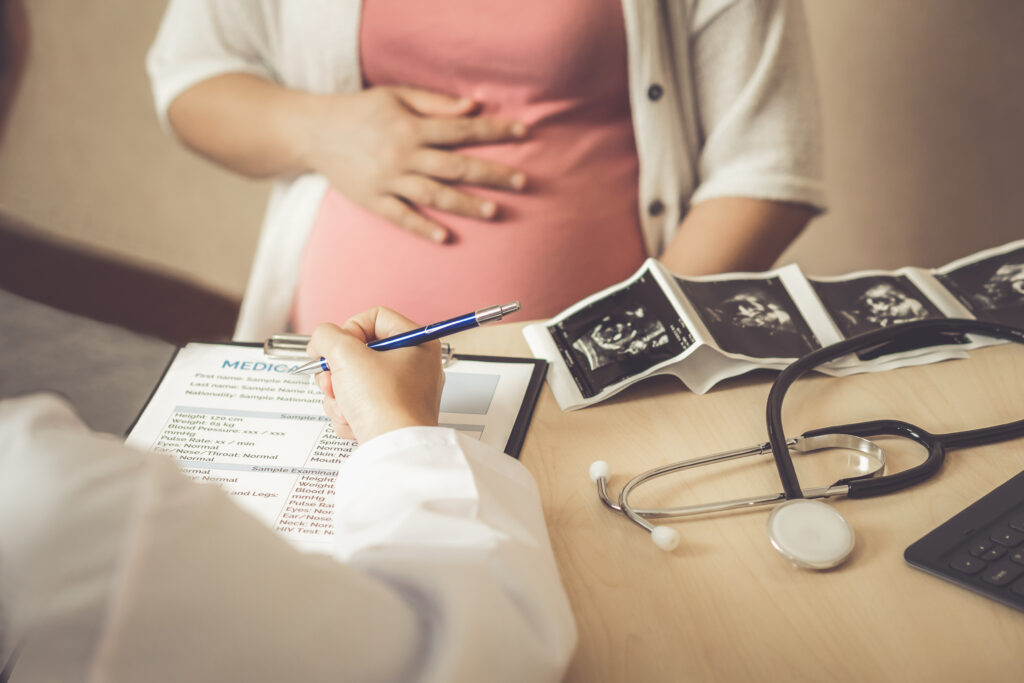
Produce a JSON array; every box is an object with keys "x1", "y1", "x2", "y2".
[
  {"x1": 371, "y1": 195, "x2": 450, "y2": 243},
  {"x1": 309, "y1": 86, "x2": 529, "y2": 242},
  {"x1": 378, "y1": 159, "x2": 526, "y2": 240},
  {"x1": 390, "y1": 175, "x2": 499, "y2": 220},
  {"x1": 409, "y1": 148, "x2": 526, "y2": 190},
  {"x1": 391, "y1": 86, "x2": 478, "y2": 118},
  {"x1": 417, "y1": 114, "x2": 527, "y2": 147}
]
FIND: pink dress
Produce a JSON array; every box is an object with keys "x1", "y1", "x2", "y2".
[{"x1": 291, "y1": 0, "x2": 646, "y2": 331}]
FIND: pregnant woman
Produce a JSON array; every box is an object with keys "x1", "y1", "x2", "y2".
[{"x1": 148, "y1": 0, "x2": 825, "y2": 339}]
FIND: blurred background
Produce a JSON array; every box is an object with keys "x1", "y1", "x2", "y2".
[{"x1": 1, "y1": 0, "x2": 1022, "y2": 343}]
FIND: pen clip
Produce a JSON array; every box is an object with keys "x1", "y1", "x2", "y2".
[{"x1": 263, "y1": 333, "x2": 311, "y2": 360}]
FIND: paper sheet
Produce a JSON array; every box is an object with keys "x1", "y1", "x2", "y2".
[{"x1": 126, "y1": 343, "x2": 541, "y2": 553}]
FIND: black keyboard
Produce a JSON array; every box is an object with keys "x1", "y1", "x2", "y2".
[{"x1": 904, "y1": 470, "x2": 1024, "y2": 612}]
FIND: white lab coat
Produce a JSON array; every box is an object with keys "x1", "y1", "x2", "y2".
[
  {"x1": 146, "y1": 0, "x2": 826, "y2": 341},
  {"x1": 0, "y1": 394, "x2": 576, "y2": 682}
]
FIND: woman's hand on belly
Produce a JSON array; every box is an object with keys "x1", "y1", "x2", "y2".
[{"x1": 300, "y1": 86, "x2": 528, "y2": 243}]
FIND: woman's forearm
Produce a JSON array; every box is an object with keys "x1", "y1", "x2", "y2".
[
  {"x1": 658, "y1": 197, "x2": 816, "y2": 276},
  {"x1": 166, "y1": 73, "x2": 318, "y2": 179},
  {"x1": 165, "y1": 75, "x2": 528, "y2": 242}
]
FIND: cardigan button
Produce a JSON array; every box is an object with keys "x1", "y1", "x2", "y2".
[
  {"x1": 647, "y1": 199, "x2": 665, "y2": 217},
  {"x1": 647, "y1": 83, "x2": 664, "y2": 101}
]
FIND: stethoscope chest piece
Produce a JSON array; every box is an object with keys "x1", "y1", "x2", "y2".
[{"x1": 766, "y1": 499, "x2": 855, "y2": 570}]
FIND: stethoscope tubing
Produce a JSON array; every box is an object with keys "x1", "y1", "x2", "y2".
[
  {"x1": 598, "y1": 433, "x2": 885, "y2": 530},
  {"x1": 766, "y1": 318, "x2": 1024, "y2": 500}
]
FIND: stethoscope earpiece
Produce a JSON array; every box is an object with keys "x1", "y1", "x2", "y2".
[
  {"x1": 766, "y1": 499, "x2": 855, "y2": 570},
  {"x1": 589, "y1": 461, "x2": 678, "y2": 551},
  {"x1": 589, "y1": 460, "x2": 611, "y2": 483},
  {"x1": 651, "y1": 526, "x2": 679, "y2": 551}
]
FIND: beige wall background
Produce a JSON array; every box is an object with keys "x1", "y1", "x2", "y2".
[{"x1": 1, "y1": 1, "x2": 1021, "y2": 300}]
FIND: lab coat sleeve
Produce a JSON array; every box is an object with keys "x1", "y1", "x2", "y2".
[
  {"x1": 0, "y1": 395, "x2": 576, "y2": 683},
  {"x1": 331, "y1": 427, "x2": 579, "y2": 682},
  {"x1": 688, "y1": 0, "x2": 826, "y2": 210}
]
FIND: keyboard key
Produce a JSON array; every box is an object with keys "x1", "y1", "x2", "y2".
[
  {"x1": 949, "y1": 555, "x2": 987, "y2": 575},
  {"x1": 969, "y1": 539, "x2": 996, "y2": 557},
  {"x1": 981, "y1": 546, "x2": 1007, "y2": 561},
  {"x1": 989, "y1": 529, "x2": 1024, "y2": 547},
  {"x1": 1011, "y1": 548, "x2": 1024, "y2": 565},
  {"x1": 983, "y1": 563, "x2": 1024, "y2": 586},
  {"x1": 1009, "y1": 515, "x2": 1024, "y2": 533}
]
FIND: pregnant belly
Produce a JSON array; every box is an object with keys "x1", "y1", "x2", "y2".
[{"x1": 292, "y1": 127, "x2": 646, "y2": 330}]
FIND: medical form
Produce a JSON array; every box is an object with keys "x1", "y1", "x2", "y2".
[{"x1": 126, "y1": 342, "x2": 545, "y2": 553}]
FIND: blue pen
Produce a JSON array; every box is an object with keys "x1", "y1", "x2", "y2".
[{"x1": 290, "y1": 301, "x2": 521, "y2": 375}]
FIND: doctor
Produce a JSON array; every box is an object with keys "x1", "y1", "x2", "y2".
[{"x1": 0, "y1": 308, "x2": 576, "y2": 682}]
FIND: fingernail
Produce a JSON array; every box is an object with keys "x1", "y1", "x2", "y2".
[
  {"x1": 480, "y1": 201, "x2": 497, "y2": 218},
  {"x1": 511, "y1": 122, "x2": 527, "y2": 137},
  {"x1": 455, "y1": 97, "x2": 474, "y2": 109},
  {"x1": 433, "y1": 229, "x2": 448, "y2": 243},
  {"x1": 510, "y1": 173, "x2": 526, "y2": 190}
]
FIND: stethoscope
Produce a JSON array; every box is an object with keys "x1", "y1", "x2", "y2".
[{"x1": 591, "y1": 318, "x2": 1024, "y2": 569}]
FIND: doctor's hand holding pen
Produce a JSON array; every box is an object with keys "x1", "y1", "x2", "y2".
[{"x1": 306, "y1": 307, "x2": 446, "y2": 442}]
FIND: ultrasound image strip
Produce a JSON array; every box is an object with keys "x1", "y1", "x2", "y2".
[
  {"x1": 809, "y1": 274, "x2": 966, "y2": 360},
  {"x1": 674, "y1": 276, "x2": 820, "y2": 359},
  {"x1": 935, "y1": 246, "x2": 1024, "y2": 327},
  {"x1": 549, "y1": 271, "x2": 692, "y2": 399}
]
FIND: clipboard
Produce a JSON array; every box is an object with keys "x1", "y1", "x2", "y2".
[{"x1": 124, "y1": 340, "x2": 546, "y2": 552}]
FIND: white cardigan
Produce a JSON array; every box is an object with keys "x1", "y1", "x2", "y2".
[{"x1": 148, "y1": 0, "x2": 825, "y2": 341}]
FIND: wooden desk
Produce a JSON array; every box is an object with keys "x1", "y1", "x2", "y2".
[{"x1": 453, "y1": 322, "x2": 1024, "y2": 682}]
